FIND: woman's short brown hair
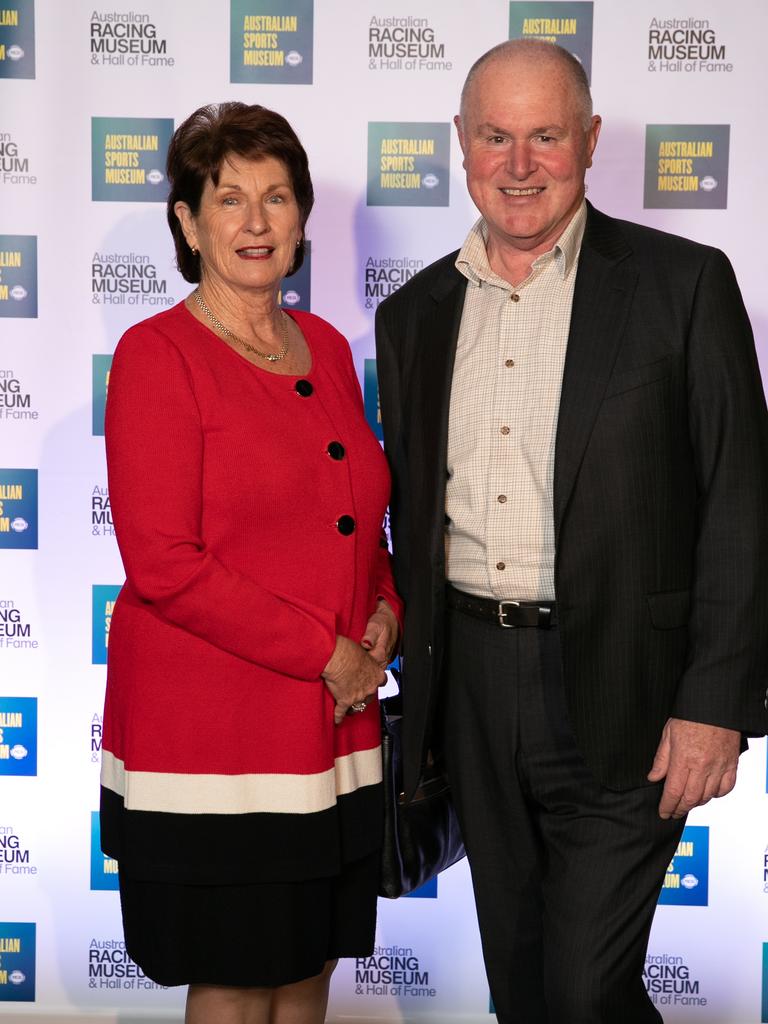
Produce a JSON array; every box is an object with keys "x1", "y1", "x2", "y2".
[{"x1": 166, "y1": 102, "x2": 314, "y2": 283}]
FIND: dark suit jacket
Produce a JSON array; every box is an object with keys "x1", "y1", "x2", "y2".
[{"x1": 376, "y1": 202, "x2": 768, "y2": 797}]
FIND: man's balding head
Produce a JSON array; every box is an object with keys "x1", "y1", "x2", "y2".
[
  {"x1": 453, "y1": 39, "x2": 601, "y2": 262},
  {"x1": 460, "y1": 39, "x2": 593, "y2": 131}
]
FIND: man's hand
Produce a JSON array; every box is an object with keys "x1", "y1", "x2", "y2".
[
  {"x1": 647, "y1": 717, "x2": 740, "y2": 819},
  {"x1": 360, "y1": 599, "x2": 399, "y2": 667}
]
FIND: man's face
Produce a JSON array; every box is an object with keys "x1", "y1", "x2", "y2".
[{"x1": 455, "y1": 58, "x2": 601, "y2": 257}]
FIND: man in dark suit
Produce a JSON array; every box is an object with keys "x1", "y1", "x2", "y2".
[{"x1": 376, "y1": 39, "x2": 768, "y2": 1023}]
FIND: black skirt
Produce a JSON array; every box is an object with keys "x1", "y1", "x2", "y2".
[{"x1": 118, "y1": 851, "x2": 380, "y2": 989}]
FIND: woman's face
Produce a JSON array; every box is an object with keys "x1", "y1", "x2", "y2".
[{"x1": 175, "y1": 153, "x2": 301, "y2": 297}]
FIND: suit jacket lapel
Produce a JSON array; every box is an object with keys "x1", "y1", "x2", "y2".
[
  {"x1": 411, "y1": 263, "x2": 466, "y2": 565},
  {"x1": 554, "y1": 206, "x2": 638, "y2": 539}
]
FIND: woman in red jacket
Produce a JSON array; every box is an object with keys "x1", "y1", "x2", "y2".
[{"x1": 101, "y1": 102, "x2": 401, "y2": 1024}]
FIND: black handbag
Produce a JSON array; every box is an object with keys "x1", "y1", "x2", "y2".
[{"x1": 379, "y1": 693, "x2": 466, "y2": 899}]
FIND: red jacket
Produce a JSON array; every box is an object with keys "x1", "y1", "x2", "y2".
[{"x1": 101, "y1": 303, "x2": 401, "y2": 883}]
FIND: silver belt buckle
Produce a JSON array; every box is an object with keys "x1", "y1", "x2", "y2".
[{"x1": 497, "y1": 600, "x2": 520, "y2": 628}]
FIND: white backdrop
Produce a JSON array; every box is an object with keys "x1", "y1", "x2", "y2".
[{"x1": 2, "y1": 1, "x2": 768, "y2": 1021}]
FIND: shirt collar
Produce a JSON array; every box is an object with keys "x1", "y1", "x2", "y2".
[{"x1": 455, "y1": 200, "x2": 587, "y2": 287}]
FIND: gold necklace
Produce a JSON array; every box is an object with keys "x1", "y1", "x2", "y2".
[{"x1": 192, "y1": 290, "x2": 289, "y2": 362}]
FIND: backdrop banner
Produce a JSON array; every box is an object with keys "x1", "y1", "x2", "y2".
[{"x1": 2, "y1": 1, "x2": 767, "y2": 1021}]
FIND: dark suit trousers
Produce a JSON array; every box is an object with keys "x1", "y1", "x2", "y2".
[{"x1": 440, "y1": 605, "x2": 686, "y2": 1024}]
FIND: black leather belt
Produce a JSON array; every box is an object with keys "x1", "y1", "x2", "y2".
[{"x1": 446, "y1": 584, "x2": 557, "y2": 628}]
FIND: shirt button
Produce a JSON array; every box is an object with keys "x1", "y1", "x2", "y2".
[
  {"x1": 510, "y1": 293, "x2": 520, "y2": 302},
  {"x1": 500, "y1": 426, "x2": 510, "y2": 435},
  {"x1": 497, "y1": 495, "x2": 507, "y2": 503},
  {"x1": 505, "y1": 359, "x2": 515, "y2": 368},
  {"x1": 295, "y1": 379, "x2": 313, "y2": 397},
  {"x1": 496, "y1": 562, "x2": 506, "y2": 571},
  {"x1": 336, "y1": 515, "x2": 355, "y2": 535},
  {"x1": 327, "y1": 441, "x2": 345, "y2": 460}
]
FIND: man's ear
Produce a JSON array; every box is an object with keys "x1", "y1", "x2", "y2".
[
  {"x1": 585, "y1": 115, "x2": 602, "y2": 169},
  {"x1": 454, "y1": 114, "x2": 467, "y2": 169}
]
